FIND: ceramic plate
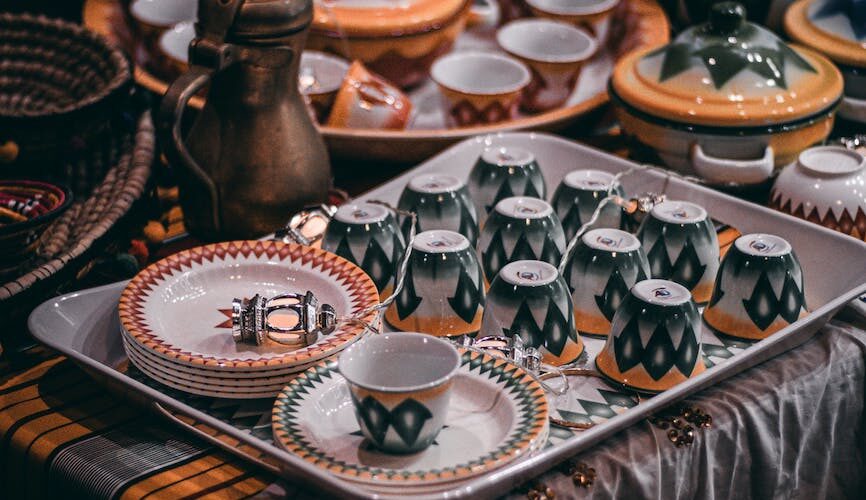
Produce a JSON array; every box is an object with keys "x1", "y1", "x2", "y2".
[
  {"x1": 82, "y1": 0, "x2": 669, "y2": 164},
  {"x1": 271, "y1": 349, "x2": 548, "y2": 487},
  {"x1": 119, "y1": 326, "x2": 323, "y2": 379},
  {"x1": 118, "y1": 241, "x2": 379, "y2": 372},
  {"x1": 121, "y1": 335, "x2": 304, "y2": 389}
]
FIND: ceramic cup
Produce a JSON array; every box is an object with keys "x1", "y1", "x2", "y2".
[
  {"x1": 156, "y1": 20, "x2": 194, "y2": 78},
  {"x1": 326, "y1": 61, "x2": 413, "y2": 130},
  {"x1": 482, "y1": 260, "x2": 584, "y2": 366},
  {"x1": 770, "y1": 146, "x2": 866, "y2": 242},
  {"x1": 525, "y1": 0, "x2": 620, "y2": 42},
  {"x1": 430, "y1": 52, "x2": 531, "y2": 128},
  {"x1": 496, "y1": 19, "x2": 598, "y2": 112},
  {"x1": 299, "y1": 51, "x2": 352, "y2": 123},
  {"x1": 703, "y1": 233, "x2": 807, "y2": 340},
  {"x1": 321, "y1": 202, "x2": 406, "y2": 297},
  {"x1": 397, "y1": 173, "x2": 480, "y2": 245},
  {"x1": 636, "y1": 200, "x2": 719, "y2": 304},
  {"x1": 385, "y1": 230, "x2": 485, "y2": 337},
  {"x1": 478, "y1": 197, "x2": 567, "y2": 282},
  {"x1": 339, "y1": 332, "x2": 462, "y2": 454},
  {"x1": 596, "y1": 279, "x2": 706, "y2": 393},
  {"x1": 563, "y1": 228, "x2": 650, "y2": 336},
  {"x1": 468, "y1": 146, "x2": 547, "y2": 224},
  {"x1": 551, "y1": 169, "x2": 625, "y2": 241}
]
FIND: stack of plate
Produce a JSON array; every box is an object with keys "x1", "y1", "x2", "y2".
[
  {"x1": 271, "y1": 348, "x2": 550, "y2": 496},
  {"x1": 118, "y1": 240, "x2": 380, "y2": 399}
]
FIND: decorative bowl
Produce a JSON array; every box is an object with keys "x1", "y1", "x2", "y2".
[
  {"x1": 770, "y1": 146, "x2": 866, "y2": 242},
  {"x1": 0, "y1": 180, "x2": 72, "y2": 272},
  {"x1": 308, "y1": 0, "x2": 474, "y2": 88},
  {"x1": 785, "y1": 0, "x2": 866, "y2": 125},
  {"x1": 610, "y1": 2, "x2": 843, "y2": 186}
]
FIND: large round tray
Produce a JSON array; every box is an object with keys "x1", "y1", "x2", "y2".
[{"x1": 83, "y1": 0, "x2": 668, "y2": 164}]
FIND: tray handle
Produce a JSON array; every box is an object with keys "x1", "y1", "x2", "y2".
[{"x1": 150, "y1": 401, "x2": 281, "y2": 475}]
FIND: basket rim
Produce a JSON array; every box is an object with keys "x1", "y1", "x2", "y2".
[{"x1": 0, "y1": 12, "x2": 132, "y2": 120}]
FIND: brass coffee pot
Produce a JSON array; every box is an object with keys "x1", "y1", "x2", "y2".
[{"x1": 159, "y1": 0, "x2": 331, "y2": 240}]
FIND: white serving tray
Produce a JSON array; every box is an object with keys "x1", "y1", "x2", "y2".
[{"x1": 29, "y1": 133, "x2": 866, "y2": 499}]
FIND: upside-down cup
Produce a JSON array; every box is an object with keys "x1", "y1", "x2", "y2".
[
  {"x1": 636, "y1": 200, "x2": 719, "y2": 304},
  {"x1": 703, "y1": 233, "x2": 807, "y2": 340},
  {"x1": 397, "y1": 173, "x2": 479, "y2": 245},
  {"x1": 497, "y1": 18, "x2": 598, "y2": 112},
  {"x1": 563, "y1": 228, "x2": 650, "y2": 336},
  {"x1": 468, "y1": 146, "x2": 547, "y2": 224},
  {"x1": 482, "y1": 260, "x2": 584, "y2": 366},
  {"x1": 596, "y1": 279, "x2": 706, "y2": 393},
  {"x1": 478, "y1": 197, "x2": 566, "y2": 283},
  {"x1": 385, "y1": 230, "x2": 485, "y2": 337},
  {"x1": 551, "y1": 169, "x2": 625, "y2": 240},
  {"x1": 326, "y1": 61, "x2": 413, "y2": 130},
  {"x1": 339, "y1": 332, "x2": 462, "y2": 454},
  {"x1": 525, "y1": 0, "x2": 620, "y2": 42},
  {"x1": 431, "y1": 52, "x2": 531, "y2": 128},
  {"x1": 321, "y1": 202, "x2": 406, "y2": 298}
]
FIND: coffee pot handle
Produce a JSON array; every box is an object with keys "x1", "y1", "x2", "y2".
[{"x1": 158, "y1": 65, "x2": 221, "y2": 231}]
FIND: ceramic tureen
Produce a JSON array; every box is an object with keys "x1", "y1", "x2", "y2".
[
  {"x1": 610, "y1": 1, "x2": 843, "y2": 186},
  {"x1": 785, "y1": 0, "x2": 866, "y2": 125},
  {"x1": 308, "y1": 0, "x2": 473, "y2": 88}
]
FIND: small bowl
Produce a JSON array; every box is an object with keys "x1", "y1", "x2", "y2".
[
  {"x1": 339, "y1": 332, "x2": 462, "y2": 454},
  {"x1": 0, "y1": 179, "x2": 72, "y2": 270},
  {"x1": 326, "y1": 61, "x2": 413, "y2": 130},
  {"x1": 497, "y1": 19, "x2": 598, "y2": 112},
  {"x1": 299, "y1": 51, "x2": 352, "y2": 123},
  {"x1": 524, "y1": 0, "x2": 620, "y2": 42},
  {"x1": 157, "y1": 20, "x2": 194, "y2": 78},
  {"x1": 431, "y1": 52, "x2": 530, "y2": 128},
  {"x1": 770, "y1": 146, "x2": 866, "y2": 242}
]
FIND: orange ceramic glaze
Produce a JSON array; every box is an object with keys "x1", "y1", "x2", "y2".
[
  {"x1": 313, "y1": 0, "x2": 469, "y2": 38},
  {"x1": 612, "y1": 44, "x2": 843, "y2": 128},
  {"x1": 439, "y1": 87, "x2": 523, "y2": 127},
  {"x1": 384, "y1": 307, "x2": 483, "y2": 337},
  {"x1": 349, "y1": 378, "x2": 454, "y2": 406},
  {"x1": 596, "y1": 347, "x2": 706, "y2": 393},
  {"x1": 573, "y1": 308, "x2": 612, "y2": 336},
  {"x1": 539, "y1": 336, "x2": 584, "y2": 366},
  {"x1": 785, "y1": 0, "x2": 866, "y2": 69},
  {"x1": 703, "y1": 306, "x2": 807, "y2": 340},
  {"x1": 326, "y1": 61, "x2": 413, "y2": 130},
  {"x1": 527, "y1": 4, "x2": 617, "y2": 39}
]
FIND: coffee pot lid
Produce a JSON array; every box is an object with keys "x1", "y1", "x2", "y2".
[{"x1": 197, "y1": 0, "x2": 313, "y2": 41}]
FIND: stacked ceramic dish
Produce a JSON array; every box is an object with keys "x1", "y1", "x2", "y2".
[{"x1": 118, "y1": 240, "x2": 379, "y2": 399}]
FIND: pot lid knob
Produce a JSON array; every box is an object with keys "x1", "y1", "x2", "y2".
[{"x1": 707, "y1": 2, "x2": 746, "y2": 35}]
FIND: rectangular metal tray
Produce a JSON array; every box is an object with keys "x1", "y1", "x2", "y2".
[{"x1": 29, "y1": 133, "x2": 866, "y2": 499}]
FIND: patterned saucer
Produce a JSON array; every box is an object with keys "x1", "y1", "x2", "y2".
[
  {"x1": 271, "y1": 349, "x2": 548, "y2": 487},
  {"x1": 119, "y1": 241, "x2": 379, "y2": 372}
]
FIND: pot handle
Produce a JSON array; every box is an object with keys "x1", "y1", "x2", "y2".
[
  {"x1": 690, "y1": 143, "x2": 774, "y2": 184},
  {"x1": 467, "y1": 0, "x2": 499, "y2": 27},
  {"x1": 158, "y1": 65, "x2": 221, "y2": 231}
]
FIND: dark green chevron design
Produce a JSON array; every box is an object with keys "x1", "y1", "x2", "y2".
[
  {"x1": 458, "y1": 200, "x2": 478, "y2": 245},
  {"x1": 487, "y1": 180, "x2": 514, "y2": 213},
  {"x1": 742, "y1": 270, "x2": 779, "y2": 331},
  {"x1": 642, "y1": 323, "x2": 677, "y2": 380},
  {"x1": 539, "y1": 233, "x2": 561, "y2": 265},
  {"x1": 361, "y1": 236, "x2": 392, "y2": 293},
  {"x1": 510, "y1": 233, "x2": 537, "y2": 262},
  {"x1": 647, "y1": 235, "x2": 673, "y2": 279},
  {"x1": 708, "y1": 268, "x2": 725, "y2": 307},
  {"x1": 523, "y1": 177, "x2": 543, "y2": 200},
  {"x1": 507, "y1": 301, "x2": 544, "y2": 348},
  {"x1": 779, "y1": 271, "x2": 805, "y2": 323},
  {"x1": 595, "y1": 268, "x2": 630, "y2": 322},
  {"x1": 448, "y1": 265, "x2": 482, "y2": 324},
  {"x1": 482, "y1": 230, "x2": 508, "y2": 280},
  {"x1": 674, "y1": 322, "x2": 700, "y2": 376},
  {"x1": 395, "y1": 261, "x2": 421, "y2": 320},
  {"x1": 613, "y1": 315, "x2": 643, "y2": 373},
  {"x1": 670, "y1": 238, "x2": 707, "y2": 291},
  {"x1": 333, "y1": 236, "x2": 355, "y2": 266},
  {"x1": 352, "y1": 394, "x2": 391, "y2": 444},
  {"x1": 542, "y1": 299, "x2": 571, "y2": 357}
]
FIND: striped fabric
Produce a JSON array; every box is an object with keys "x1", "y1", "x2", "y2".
[{"x1": 0, "y1": 353, "x2": 283, "y2": 499}]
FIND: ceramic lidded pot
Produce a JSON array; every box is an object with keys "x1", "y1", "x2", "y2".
[
  {"x1": 308, "y1": 0, "x2": 473, "y2": 89},
  {"x1": 770, "y1": 146, "x2": 866, "y2": 241},
  {"x1": 610, "y1": 2, "x2": 843, "y2": 186},
  {"x1": 785, "y1": 0, "x2": 866, "y2": 125}
]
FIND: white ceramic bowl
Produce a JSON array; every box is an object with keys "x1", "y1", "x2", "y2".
[
  {"x1": 431, "y1": 52, "x2": 531, "y2": 97},
  {"x1": 158, "y1": 20, "x2": 194, "y2": 64},
  {"x1": 770, "y1": 146, "x2": 866, "y2": 241},
  {"x1": 130, "y1": 0, "x2": 197, "y2": 29}
]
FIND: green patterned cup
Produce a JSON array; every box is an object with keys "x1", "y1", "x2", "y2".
[
  {"x1": 481, "y1": 260, "x2": 584, "y2": 366},
  {"x1": 478, "y1": 196, "x2": 566, "y2": 283},
  {"x1": 339, "y1": 332, "x2": 461, "y2": 454},
  {"x1": 397, "y1": 173, "x2": 479, "y2": 245},
  {"x1": 322, "y1": 202, "x2": 406, "y2": 298},
  {"x1": 563, "y1": 228, "x2": 650, "y2": 336},
  {"x1": 552, "y1": 169, "x2": 625, "y2": 240},
  {"x1": 468, "y1": 146, "x2": 547, "y2": 224},
  {"x1": 385, "y1": 230, "x2": 486, "y2": 337},
  {"x1": 703, "y1": 233, "x2": 807, "y2": 340},
  {"x1": 636, "y1": 200, "x2": 719, "y2": 304},
  {"x1": 596, "y1": 279, "x2": 706, "y2": 394}
]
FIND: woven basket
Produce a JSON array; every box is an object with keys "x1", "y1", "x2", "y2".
[
  {"x1": 0, "y1": 112, "x2": 153, "y2": 308},
  {"x1": 0, "y1": 12, "x2": 133, "y2": 196}
]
